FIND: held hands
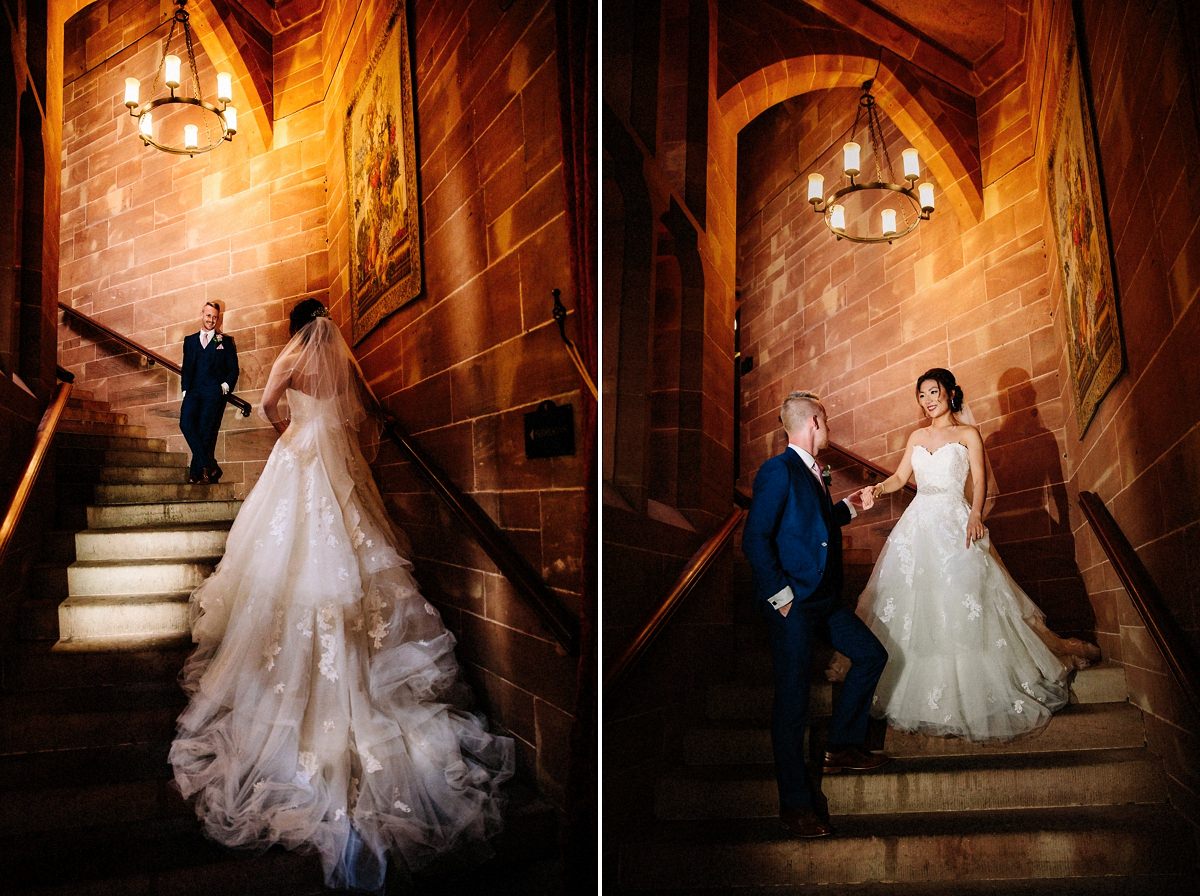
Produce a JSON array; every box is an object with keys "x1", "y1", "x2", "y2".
[
  {"x1": 848, "y1": 486, "x2": 877, "y2": 511},
  {"x1": 965, "y1": 511, "x2": 986, "y2": 548}
]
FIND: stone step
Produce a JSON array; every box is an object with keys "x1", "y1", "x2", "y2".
[
  {"x1": 87, "y1": 500, "x2": 240, "y2": 529},
  {"x1": 91, "y1": 482, "x2": 237, "y2": 505},
  {"x1": 54, "y1": 433, "x2": 168, "y2": 453},
  {"x1": 65, "y1": 396, "x2": 113, "y2": 412},
  {"x1": 617, "y1": 805, "x2": 1195, "y2": 891},
  {"x1": 0, "y1": 746, "x2": 184, "y2": 836},
  {"x1": 57, "y1": 420, "x2": 147, "y2": 438},
  {"x1": 704, "y1": 663, "x2": 1127, "y2": 722},
  {"x1": 58, "y1": 592, "x2": 194, "y2": 643},
  {"x1": 73, "y1": 524, "x2": 231, "y2": 562},
  {"x1": 67, "y1": 465, "x2": 191, "y2": 485},
  {"x1": 60, "y1": 407, "x2": 128, "y2": 426},
  {"x1": 0, "y1": 639, "x2": 190, "y2": 690},
  {"x1": 56, "y1": 447, "x2": 187, "y2": 469},
  {"x1": 0, "y1": 683, "x2": 182, "y2": 754},
  {"x1": 0, "y1": 782, "x2": 557, "y2": 895},
  {"x1": 683, "y1": 702, "x2": 1145, "y2": 766},
  {"x1": 655, "y1": 747, "x2": 1166, "y2": 820},
  {"x1": 0, "y1": 817, "x2": 327, "y2": 895},
  {"x1": 619, "y1": 878, "x2": 1200, "y2": 896},
  {"x1": 68, "y1": 558, "x2": 218, "y2": 596}
]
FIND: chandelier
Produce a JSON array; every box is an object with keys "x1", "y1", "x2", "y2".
[
  {"x1": 806, "y1": 80, "x2": 934, "y2": 243},
  {"x1": 122, "y1": 0, "x2": 236, "y2": 157}
]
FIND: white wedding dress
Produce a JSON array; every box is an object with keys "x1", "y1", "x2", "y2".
[
  {"x1": 169, "y1": 387, "x2": 514, "y2": 892},
  {"x1": 857, "y1": 442, "x2": 1070, "y2": 741}
]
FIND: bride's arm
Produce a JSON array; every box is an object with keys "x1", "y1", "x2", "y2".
[
  {"x1": 964, "y1": 425, "x2": 987, "y2": 547},
  {"x1": 871, "y1": 432, "x2": 917, "y2": 499},
  {"x1": 261, "y1": 366, "x2": 292, "y2": 435}
]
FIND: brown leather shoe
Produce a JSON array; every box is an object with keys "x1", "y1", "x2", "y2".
[
  {"x1": 822, "y1": 745, "x2": 891, "y2": 774},
  {"x1": 780, "y1": 807, "x2": 834, "y2": 838}
]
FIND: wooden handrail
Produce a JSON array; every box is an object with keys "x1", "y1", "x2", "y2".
[
  {"x1": 59, "y1": 302, "x2": 252, "y2": 417},
  {"x1": 827, "y1": 439, "x2": 917, "y2": 494},
  {"x1": 1078, "y1": 490, "x2": 1200, "y2": 716},
  {"x1": 606, "y1": 501, "x2": 747, "y2": 688},
  {"x1": 0, "y1": 374, "x2": 74, "y2": 564},
  {"x1": 382, "y1": 420, "x2": 580, "y2": 656}
]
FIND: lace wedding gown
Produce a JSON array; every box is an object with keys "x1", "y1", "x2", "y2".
[
  {"x1": 169, "y1": 389, "x2": 515, "y2": 892},
  {"x1": 857, "y1": 442, "x2": 1071, "y2": 741}
]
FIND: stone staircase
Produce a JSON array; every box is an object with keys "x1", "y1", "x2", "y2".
[
  {"x1": 0, "y1": 392, "x2": 560, "y2": 893},
  {"x1": 612, "y1": 605, "x2": 1200, "y2": 894}
]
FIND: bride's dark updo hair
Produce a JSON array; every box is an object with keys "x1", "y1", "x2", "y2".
[
  {"x1": 916, "y1": 367, "x2": 964, "y2": 413},
  {"x1": 289, "y1": 298, "x2": 329, "y2": 336}
]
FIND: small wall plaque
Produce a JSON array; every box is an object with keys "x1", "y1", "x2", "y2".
[{"x1": 524, "y1": 400, "x2": 575, "y2": 458}]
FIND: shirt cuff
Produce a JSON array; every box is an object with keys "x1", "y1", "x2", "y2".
[
  {"x1": 767, "y1": 585, "x2": 794, "y2": 611},
  {"x1": 844, "y1": 498, "x2": 857, "y2": 518},
  {"x1": 221, "y1": 383, "x2": 229, "y2": 394}
]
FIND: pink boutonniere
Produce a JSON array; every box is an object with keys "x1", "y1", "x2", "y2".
[{"x1": 215, "y1": 334, "x2": 224, "y2": 349}]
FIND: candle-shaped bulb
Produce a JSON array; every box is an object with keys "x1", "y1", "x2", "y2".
[
  {"x1": 918, "y1": 182, "x2": 935, "y2": 212},
  {"x1": 184, "y1": 123, "x2": 199, "y2": 151},
  {"x1": 807, "y1": 172, "x2": 824, "y2": 205},
  {"x1": 217, "y1": 72, "x2": 233, "y2": 104},
  {"x1": 223, "y1": 106, "x2": 238, "y2": 135},
  {"x1": 164, "y1": 55, "x2": 182, "y2": 89},
  {"x1": 830, "y1": 204, "x2": 846, "y2": 232},
  {"x1": 902, "y1": 148, "x2": 920, "y2": 181},
  {"x1": 881, "y1": 208, "x2": 898, "y2": 236},
  {"x1": 139, "y1": 112, "x2": 153, "y2": 139},
  {"x1": 124, "y1": 77, "x2": 140, "y2": 108},
  {"x1": 843, "y1": 142, "x2": 861, "y2": 177}
]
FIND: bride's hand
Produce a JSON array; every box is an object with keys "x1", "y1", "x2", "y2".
[{"x1": 965, "y1": 512, "x2": 985, "y2": 548}]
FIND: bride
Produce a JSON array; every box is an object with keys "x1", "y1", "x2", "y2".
[
  {"x1": 854, "y1": 368, "x2": 1099, "y2": 742},
  {"x1": 169, "y1": 299, "x2": 514, "y2": 892}
]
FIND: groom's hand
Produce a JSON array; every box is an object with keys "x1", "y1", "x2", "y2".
[{"x1": 850, "y1": 486, "x2": 876, "y2": 511}]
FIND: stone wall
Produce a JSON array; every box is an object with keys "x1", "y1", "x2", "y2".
[{"x1": 1042, "y1": 0, "x2": 1200, "y2": 824}]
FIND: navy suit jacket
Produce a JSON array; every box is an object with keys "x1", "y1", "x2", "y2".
[
  {"x1": 742, "y1": 448, "x2": 851, "y2": 611},
  {"x1": 181, "y1": 331, "x2": 239, "y2": 397}
]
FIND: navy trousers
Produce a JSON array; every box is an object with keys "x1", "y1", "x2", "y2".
[
  {"x1": 764, "y1": 599, "x2": 887, "y2": 812},
  {"x1": 180, "y1": 390, "x2": 225, "y2": 479}
]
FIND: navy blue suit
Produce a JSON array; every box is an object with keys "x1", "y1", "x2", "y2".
[
  {"x1": 180, "y1": 331, "x2": 239, "y2": 480},
  {"x1": 742, "y1": 447, "x2": 886, "y2": 813}
]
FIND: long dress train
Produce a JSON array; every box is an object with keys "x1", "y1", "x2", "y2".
[
  {"x1": 169, "y1": 388, "x2": 514, "y2": 892},
  {"x1": 856, "y1": 441, "x2": 1079, "y2": 742}
]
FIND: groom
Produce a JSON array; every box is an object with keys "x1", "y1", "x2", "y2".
[
  {"x1": 180, "y1": 301, "x2": 239, "y2": 484},
  {"x1": 742, "y1": 391, "x2": 889, "y2": 838}
]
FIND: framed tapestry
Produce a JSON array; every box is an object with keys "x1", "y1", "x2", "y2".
[
  {"x1": 1046, "y1": 34, "x2": 1124, "y2": 436},
  {"x1": 345, "y1": 3, "x2": 423, "y2": 344}
]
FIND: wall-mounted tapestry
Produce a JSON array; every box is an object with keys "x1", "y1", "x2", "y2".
[
  {"x1": 345, "y1": 3, "x2": 422, "y2": 344},
  {"x1": 1047, "y1": 35, "x2": 1124, "y2": 436}
]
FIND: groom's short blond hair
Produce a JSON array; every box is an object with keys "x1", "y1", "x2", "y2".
[{"x1": 781, "y1": 391, "x2": 822, "y2": 433}]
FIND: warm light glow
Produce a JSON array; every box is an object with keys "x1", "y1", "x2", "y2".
[
  {"x1": 217, "y1": 72, "x2": 233, "y2": 104},
  {"x1": 223, "y1": 107, "x2": 237, "y2": 135},
  {"x1": 830, "y1": 204, "x2": 846, "y2": 232},
  {"x1": 184, "y1": 123, "x2": 199, "y2": 150},
  {"x1": 164, "y1": 55, "x2": 182, "y2": 89},
  {"x1": 124, "y1": 78, "x2": 140, "y2": 107},
  {"x1": 902, "y1": 148, "x2": 920, "y2": 181},
  {"x1": 807, "y1": 173, "x2": 824, "y2": 205},
  {"x1": 881, "y1": 208, "x2": 898, "y2": 236},
  {"x1": 139, "y1": 112, "x2": 153, "y2": 138},
  {"x1": 842, "y1": 142, "x2": 861, "y2": 177},
  {"x1": 918, "y1": 182, "x2": 935, "y2": 212}
]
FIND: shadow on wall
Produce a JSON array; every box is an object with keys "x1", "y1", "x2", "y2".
[{"x1": 985, "y1": 367, "x2": 1096, "y2": 638}]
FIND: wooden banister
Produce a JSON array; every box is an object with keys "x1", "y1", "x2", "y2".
[
  {"x1": 1078, "y1": 490, "x2": 1200, "y2": 716},
  {"x1": 606, "y1": 500, "x2": 747, "y2": 688},
  {"x1": 382, "y1": 420, "x2": 580, "y2": 656},
  {"x1": 827, "y1": 440, "x2": 917, "y2": 494},
  {"x1": 0, "y1": 373, "x2": 74, "y2": 564},
  {"x1": 59, "y1": 302, "x2": 252, "y2": 417}
]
